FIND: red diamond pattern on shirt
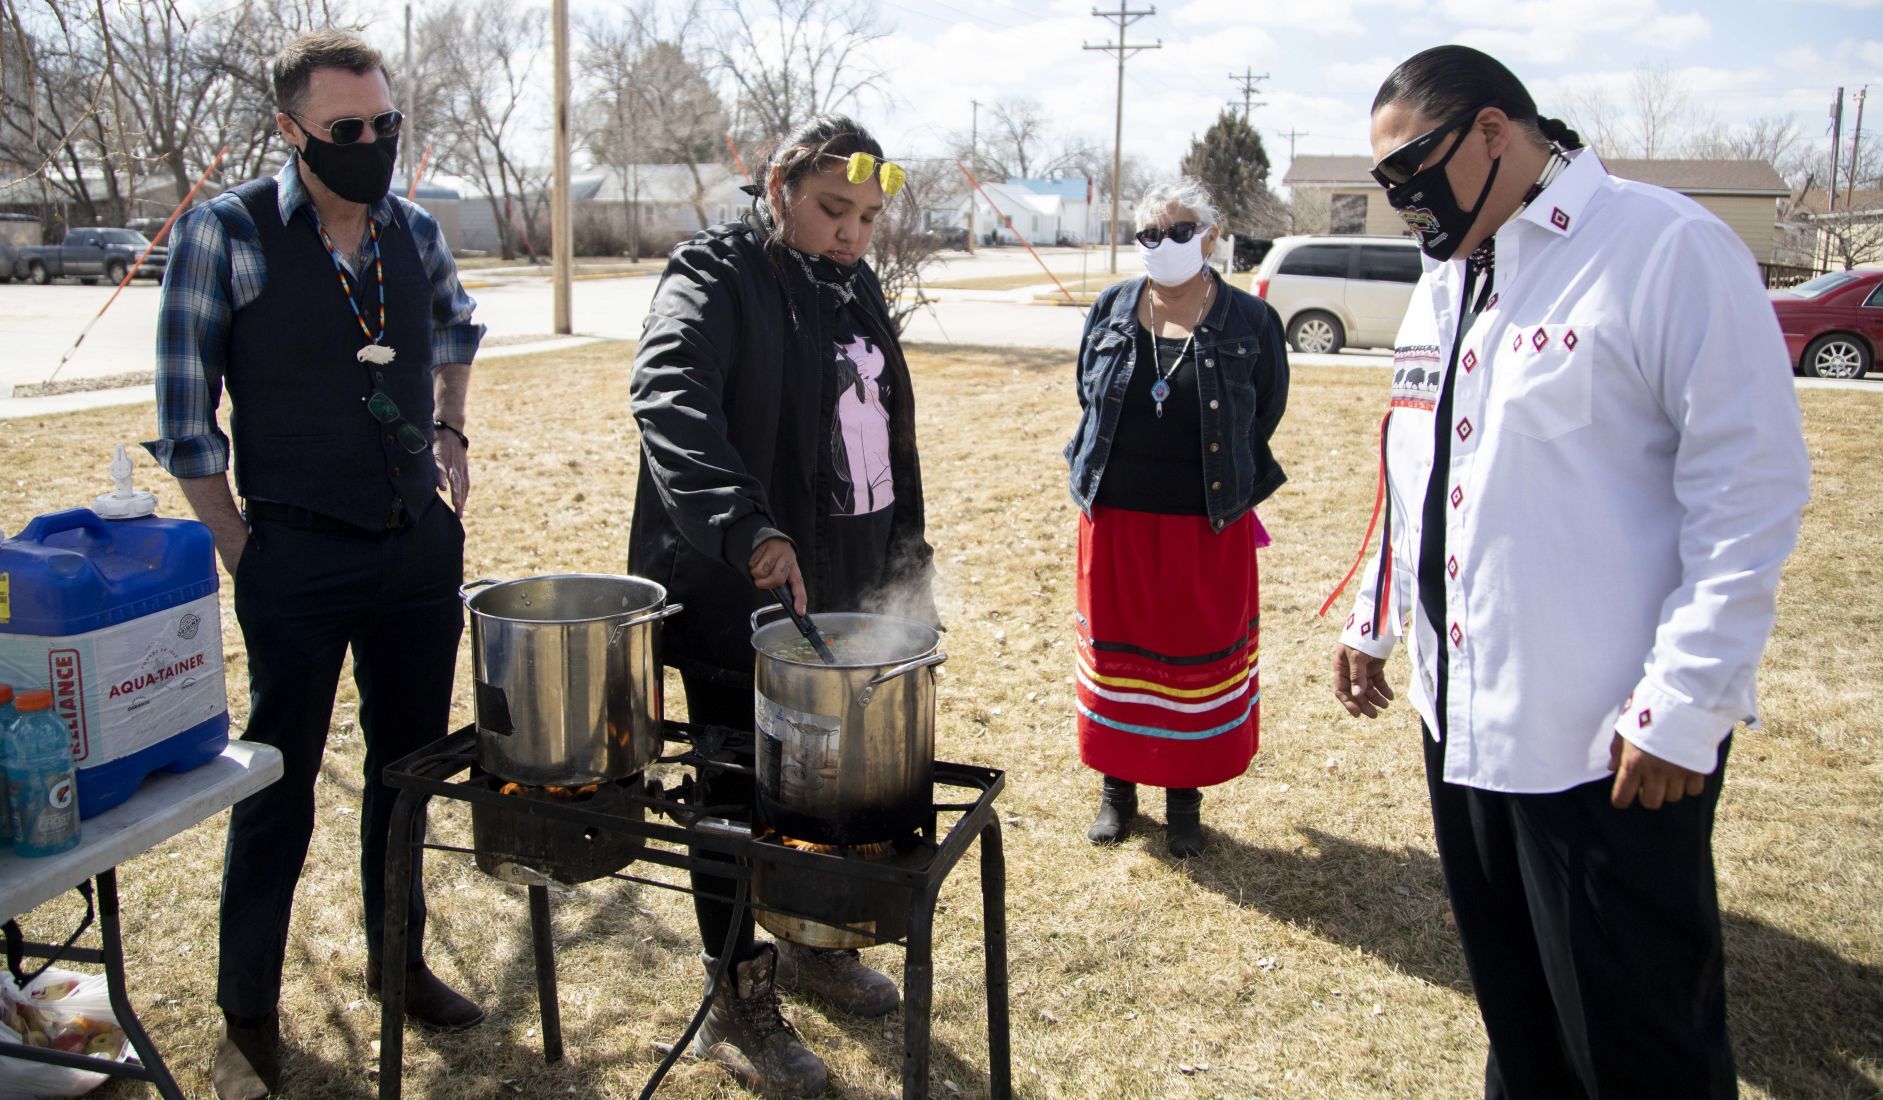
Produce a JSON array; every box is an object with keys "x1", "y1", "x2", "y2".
[
  {"x1": 1462, "y1": 350, "x2": 1478, "y2": 373},
  {"x1": 1346, "y1": 614, "x2": 1356, "y2": 629},
  {"x1": 1457, "y1": 418, "x2": 1473, "y2": 441},
  {"x1": 1360, "y1": 622, "x2": 1372, "y2": 637},
  {"x1": 1638, "y1": 708, "x2": 1653, "y2": 728},
  {"x1": 1446, "y1": 555, "x2": 1458, "y2": 579},
  {"x1": 1486, "y1": 293, "x2": 1499, "y2": 309},
  {"x1": 1564, "y1": 329, "x2": 1579, "y2": 351},
  {"x1": 1512, "y1": 333, "x2": 1523, "y2": 352},
  {"x1": 1551, "y1": 207, "x2": 1571, "y2": 231},
  {"x1": 1622, "y1": 692, "x2": 1634, "y2": 710},
  {"x1": 1450, "y1": 485, "x2": 1464, "y2": 509},
  {"x1": 1532, "y1": 327, "x2": 1550, "y2": 351},
  {"x1": 1449, "y1": 623, "x2": 1464, "y2": 647}
]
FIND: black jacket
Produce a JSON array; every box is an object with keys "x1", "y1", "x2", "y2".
[{"x1": 627, "y1": 214, "x2": 934, "y2": 685}]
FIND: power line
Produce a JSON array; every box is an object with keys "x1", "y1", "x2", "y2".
[{"x1": 1085, "y1": 1, "x2": 1160, "y2": 273}]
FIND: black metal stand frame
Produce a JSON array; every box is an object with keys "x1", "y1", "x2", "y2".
[
  {"x1": 0, "y1": 869, "x2": 184, "y2": 1099},
  {"x1": 377, "y1": 722, "x2": 1011, "y2": 1100}
]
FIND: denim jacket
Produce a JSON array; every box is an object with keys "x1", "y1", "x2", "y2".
[{"x1": 1065, "y1": 272, "x2": 1290, "y2": 530}]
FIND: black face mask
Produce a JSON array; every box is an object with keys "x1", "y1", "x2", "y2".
[
  {"x1": 297, "y1": 129, "x2": 399, "y2": 205},
  {"x1": 1384, "y1": 126, "x2": 1500, "y2": 262}
]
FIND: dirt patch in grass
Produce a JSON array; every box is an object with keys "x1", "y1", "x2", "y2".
[{"x1": 3, "y1": 346, "x2": 1878, "y2": 1098}]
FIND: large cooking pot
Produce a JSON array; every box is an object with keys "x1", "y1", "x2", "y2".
[
  {"x1": 463, "y1": 574, "x2": 681, "y2": 785},
  {"x1": 751, "y1": 609, "x2": 946, "y2": 845}
]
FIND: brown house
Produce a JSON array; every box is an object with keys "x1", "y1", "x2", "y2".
[{"x1": 1282, "y1": 155, "x2": 1790, "y2": 262}]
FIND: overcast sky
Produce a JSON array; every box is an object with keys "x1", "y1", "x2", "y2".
[{"x1": 369, "y1": 0, "x2": 1883, "y2": 184}]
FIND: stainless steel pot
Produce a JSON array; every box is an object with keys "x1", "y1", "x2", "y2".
[
  {"x1": 750, "y1": 609, "x2": 946, "y2": 845},
  {"x1": 463, "y1": 574, "x2": 682, "y2": 785}
]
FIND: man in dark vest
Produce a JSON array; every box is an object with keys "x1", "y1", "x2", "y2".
[{"x1": 144, "y1": 30, "x2": 484, "y2": 1099}]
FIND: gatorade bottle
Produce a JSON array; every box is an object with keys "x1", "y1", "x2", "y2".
[
  {"x1": 10, "y1": 690, "x2": 81, "y2": 857},
  {"x1": 0, "y1": 684, "x2": 15, "y2": 846}
]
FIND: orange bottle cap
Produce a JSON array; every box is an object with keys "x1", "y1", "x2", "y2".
[{"x1": 14, "y1": 690, "x2": 53, "y2": 712}]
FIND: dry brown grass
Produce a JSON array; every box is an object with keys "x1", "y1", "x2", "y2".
[
  {"x1": 3, "y1": 345, "x2": 1879, "y2": 1099},
  {"x1": 922, "y1": 273, "x2": 1130, "y2": 293}
]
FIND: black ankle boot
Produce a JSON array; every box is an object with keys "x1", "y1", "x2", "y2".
[
  {"x1": 1086, "y1": 776, "x2": 1137, "y2": 844},
  {"x1": 1166, "y1": 787, "x2": 1204, "y2": 857}
]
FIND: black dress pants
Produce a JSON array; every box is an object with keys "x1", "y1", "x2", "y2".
[
  {"x1": 1423, "y1": 729, "x2": 1736, "y2": 1099},
  {"x1": 217, "y1": 502, "x2": 464, "y2": 1019},
  {"x1": 681, "y1": 673, "x2": 761, "y2": 962}
]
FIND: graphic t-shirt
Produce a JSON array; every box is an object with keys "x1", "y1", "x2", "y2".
[{"x1": 818, "y1": 299, "x2": 899, "y2": 609}]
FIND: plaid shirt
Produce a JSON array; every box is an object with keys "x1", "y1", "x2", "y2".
[{"x1": 143, "y1": 156, "x2": 483, "y2": 479}]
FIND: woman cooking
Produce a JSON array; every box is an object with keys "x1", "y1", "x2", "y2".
[
  {"x1": 628, "y1": 115, "x2": 936, "y2": 1098},
  {"x1": 1064, "y1": 179, "x2": 1289, "y2": 857}
]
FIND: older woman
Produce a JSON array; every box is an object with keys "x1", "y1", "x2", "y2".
[{"x1": 1064, "y1": 179, "x2": 1289, "y2": 856}]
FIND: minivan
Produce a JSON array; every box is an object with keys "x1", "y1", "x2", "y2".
[{"x1": 1252, "y1": 235, "x2": 1423, "y2": 354}]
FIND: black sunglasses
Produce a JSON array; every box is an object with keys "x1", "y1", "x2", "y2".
[
  {"x1": 366, "y1": 391, "x2": 430, "y2": 454},
  {"x1": 298, "y1": 109, "x2": 404, "y2": 145},
  {"x1": 1135, "y1": 221, "x2": 1205, "y2": 247},
  {"x1": 1370, "y1": 103, "x2": 1492, "y2": 187}
]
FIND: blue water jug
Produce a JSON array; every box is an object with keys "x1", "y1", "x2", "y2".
[
  {"x1": 0, "y1": 492, "x2": 229, "y2": 819},
  {"x1": 0, "y1": 683, "x2": 16, "y2": 844},
  {"x1": 9, "y1": 689, "x2": 80, "y2": 857}
]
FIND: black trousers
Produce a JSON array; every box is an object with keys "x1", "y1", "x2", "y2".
[
  {"x1": 217, "y1": 503, "x2": 464, "y2": 1019},
  {"x1": 1423, "y1": 729, "x2": 1736, "y2": 1099},
  {"x1": 681, "y1": 674, "x2": 761, "y2": 961}
]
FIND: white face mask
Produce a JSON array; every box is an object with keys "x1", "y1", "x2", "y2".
[{"x1": 1138, "y1": 231, "x2": 1207, "y2": 287}]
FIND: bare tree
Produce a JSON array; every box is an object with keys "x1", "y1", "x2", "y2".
[
  {"x1": 1558, "y1": 63, "x2": 1691, "y2": 160},
  {"x1": 1804, "y1": 202, "x2": 1883, "y2": 270},
  {"x1": 423, "y1": 0, "x2": 547, "y2": 260},
  {"x1": 867, "y1": 160, "x2": 949, "y2": 338},
  {"x1": 949, "y1": 98, "x2": 1104, "y2": 182},
  {"x1": 579, "y1": 2, "x2": 727, "y2": 256},
  {"x1": 709, "y1": 0, "x2": 887, "y2": 145}
]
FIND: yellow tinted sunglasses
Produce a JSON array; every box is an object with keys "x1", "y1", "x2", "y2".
[{"x1": 827, "y1": 151, "x2": 906, "y2": 197}]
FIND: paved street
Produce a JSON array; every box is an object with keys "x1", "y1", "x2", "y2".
[{"x1": 0, "y1": 246, "x2": 1870, "y2": 419}]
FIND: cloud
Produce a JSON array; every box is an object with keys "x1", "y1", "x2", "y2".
[{"x1": 1633, "y1": 11, "x2": 1711, "y2": 49}]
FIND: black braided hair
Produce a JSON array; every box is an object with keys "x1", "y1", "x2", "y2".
[{"x1": 1373, "y1": 45, "x2": 1584, "y2": 151}]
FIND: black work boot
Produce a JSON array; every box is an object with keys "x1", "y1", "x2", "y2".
[
  {"x1": 692, "y1": 944, "x2": 830, "y2": 1097},
  {"x1": 1166, "y1": 787, "x2": 1205, "y2": 858},
  {"x1": 1086, "y1": 775, "x2": 1138, "y2": 844}
]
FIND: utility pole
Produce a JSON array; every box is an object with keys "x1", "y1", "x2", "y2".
[
  {"x1": 551, "y1": 0, "x2": 572, "y2": 333},
  {"x1": 1825, "y1": 87, "x2": 1844, "y2": 273},
  {"x1": 1847, "y1": 85, "x2": 1868, "y2": 210},
  {"x1": 967, "y1": 99, "x2": 979, "y2": 254},
  {"x1": 402, "y1": 4, "x2": 415, "y2": 184},
  {"x1": 1280, "y1": 127, "x2": 1310, "y2": 165},
  {"x1": 1228, "y1": 68, "x2": 1267, "y2": 119},
  {"x1": 1085, "y1": 2, "x2": 1160, "y2": 274}
]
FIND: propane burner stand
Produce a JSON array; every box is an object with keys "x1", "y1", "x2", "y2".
[{"x1": 375, "y1": 722, "x2": 1010, "y2": 1100}]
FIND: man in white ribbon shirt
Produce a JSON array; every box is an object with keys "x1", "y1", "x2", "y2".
[{"x1": 1331, "y1": 46, "x2": 1810, "y2": 1097}]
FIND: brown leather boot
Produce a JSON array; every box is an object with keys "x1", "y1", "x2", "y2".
[
  {"x1": 212, "y1": 1012, "x2": 279, "y2": 1100},
  {"x1": 691, "y1": 944, "x2": 829, "y2": 1097},
  {"x1": 775, "y1": 939, "x2": 900, "y2": 1017},
  {"x1": 365, "y1": 958, "x2": 487, "y2": 1031}
]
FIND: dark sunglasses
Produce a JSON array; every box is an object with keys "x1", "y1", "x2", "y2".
[
  {"x1": 298, "y1": 109, "x2": 404, "y2": 145},
  {"x1": 366, "y1": 391, "x2": 430, "y2": 454},
  {"x1": 1135, "y1": 221, "x2": 1205, "y2": 247},
  {"x1": 1370, "y1": 103, "x2": 1492, "y2": 187}
]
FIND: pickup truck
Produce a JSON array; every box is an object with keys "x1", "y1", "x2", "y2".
[{"x1": 12, "y1": 227, "x2": 167, "y2": 285}]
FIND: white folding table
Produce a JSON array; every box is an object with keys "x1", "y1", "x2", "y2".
[{"x1": 0, "y1": 741, "x2": 282, "y2": 1097}]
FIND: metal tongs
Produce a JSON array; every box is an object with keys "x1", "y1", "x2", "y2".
[{"x1": 773, "y1": 588, "x2": 837, "y2": 664}]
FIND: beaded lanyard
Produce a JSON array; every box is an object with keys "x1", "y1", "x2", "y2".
[{"x1": 317, "y1": 217, "x2": 387, "y2": 350}]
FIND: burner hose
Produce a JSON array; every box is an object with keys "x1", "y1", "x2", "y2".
[{"x1": 639, "y1": 877, "x2": 751, "y2": 1099}]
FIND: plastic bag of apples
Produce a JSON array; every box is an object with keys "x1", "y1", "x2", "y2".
[{"x1": 0, "y1": 967, "x2": 133, "y2": 1096}]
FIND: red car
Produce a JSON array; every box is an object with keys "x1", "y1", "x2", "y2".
[{"x1": 1770, "y1": 269, "x2": 1883, "y2": 379}]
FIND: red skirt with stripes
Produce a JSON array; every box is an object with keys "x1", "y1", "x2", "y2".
[{"x1": 1076, "y1": 505, "x2": 1263, "y2": 789}]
